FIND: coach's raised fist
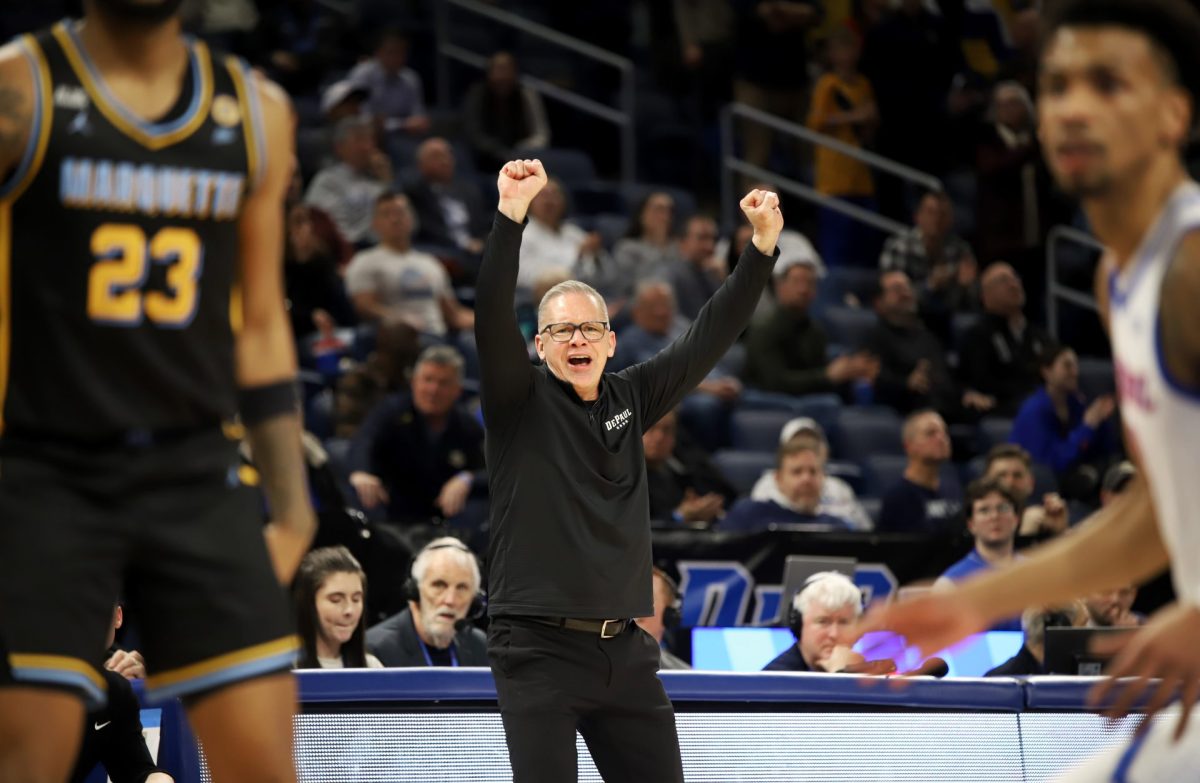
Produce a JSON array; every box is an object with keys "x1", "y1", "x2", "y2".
[
  {"x1": 497, "y1": 159, "x2": 548, "y2": 223},
  {"x1": 739, "y1": 189, "x2": 783, "y2": 255}
]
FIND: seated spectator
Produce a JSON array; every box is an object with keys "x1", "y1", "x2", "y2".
[
  {"x1": 982, "y1": 444, "x2": 1068, "y2": 538},
  {"x1": 334, "y1": 317, "x2": 421, "y2": 438},
  {"x1": 750, "y1": 418, "x2": 872, "y2": 530},
  {"x1": 642, "y1": 409, "x2": 735, "y2": 528},
  {"x1": 463, "y1": 51, "x2": 551, "y2": 172},
  {"x1": 661, "y1": 215, "x2": 724, "y2": 322},
  {"x1": 347, "y1": 27, "x2": 430, "y2": 137},
  {"x1": 344, "y1": 192, "x2": 474, "y2": 336},
  {"x1": 974, "y1": 82, "x2": 1042, "y2": 267},
  {"x1": 1084, "y1": 585, "x2": 1143, "y2": 629},
  {"x1": 294, "y1": 546, "x2": 384, "y2": 669},
  {"x1": 960, "y1": 262, "x2": 1050, "y2": 416},
  {"x1": 879, "y1": 410, "x2": 962, "y2": 534},
  {"x1": 723, "y1": 438, "x2": 857, "y2": 532},
  {"x1": 934, "y1": 478, "x2": 1023, "y2": 631},
  {"x1": 403, "y1": 137, "x2": 490, "y2": 256},
  {"x1": 1010, "y1": 344, "x2": 1118, "y2": 499},
  {"x1": 519, "y1": 177, "x2": 608, "y2": 290},
  {"x1": 743, "y1": 252, "x2": 878, "y2": 397},
  {"x1": 612, "y1": 280, "x2": 740, "y2": 451},
  {"x1": 285, "y1": 203, "x2": 356, "y2": 340},
  {"x1": 366, "y1": 538, "x2": 489, "y2": 667},
  {"x1": 609, "y1": 192, "x2": 679, "y2": 301},
  {"x1": 635, "y1": 568, "x2": 691, "y2": 670},
  {"x1": 305, "y1": 116, "x2": 392, "y2": 246},
  {"x1": 879, "y1": 191, "x2": 978, "y2": 338},
  {"x1": 863, "y1": 271, "x2": 988, "y2": 418},
  {"x1": 985, "y1": 601, "x2": 1089, "y2": 677},
  {"x1": 348, "y1": 346, "x2": 484, "y2": 529},
  {"x1": 764, "y1": 572, "x2": 867, "y2": 672},
  {"x1": 70, "y1": 605, "x2": 173, "y2": 783}
]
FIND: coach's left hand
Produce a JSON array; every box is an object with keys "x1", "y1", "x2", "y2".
[
  {"x1": 1088, "y1": 602, "x2": 1200, "y2": 741},
  {"x1": 739, "y1": 189, "x2": 783, "y2": 256}
]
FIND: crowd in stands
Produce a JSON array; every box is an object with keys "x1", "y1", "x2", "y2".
[{"x1": 13, "y1": 0, "x2": 1160, "y2": 677}]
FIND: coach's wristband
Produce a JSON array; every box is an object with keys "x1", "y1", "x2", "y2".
[{"x1": 238, "y1": 379, "x2": 300, "y2": 426}]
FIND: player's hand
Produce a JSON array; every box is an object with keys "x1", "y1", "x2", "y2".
[
  {"x1": 856, "y1": 590, "x2": 990, "y2": 659},
  {"x1": 105, "y1": 649, "x2": 146, "y2": 680},
  {"x1": 350, "y1": 471, "x2": 389, "y2": 509},
  {"x1": 436, "y1": 473, "x2": 472, "y2": 518},
  {"x1": 739, "y1": 189, "x2": 783, "y2": 255},
  {"x1": 1088, "y1": 603, "x2": 1200, "y2": 741},
  {"x1": 496, "y1": 159, "x2": 548, "y2": 223}
]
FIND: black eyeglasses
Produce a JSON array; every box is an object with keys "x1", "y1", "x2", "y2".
[{"x1": 540, "y1": 321, "x2": 609, "y2": 342}]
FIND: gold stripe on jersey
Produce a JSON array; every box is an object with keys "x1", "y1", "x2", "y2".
[
  {"x1": 0, "y1": 35, "x2": 55, "y2": 205},
  {"x1": 0, "y1": 205, "x2": 11, "y2": 435},
  {"x1": 52, "y1": 23, "x2": 214, "y2": 152},
  {"x1": 225, "y1": 58, "x2": 261, "y2": 191}
]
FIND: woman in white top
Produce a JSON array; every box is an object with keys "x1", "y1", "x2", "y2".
[{"x1": 294, "y1": 546, "x2": 383, "y2": 669}]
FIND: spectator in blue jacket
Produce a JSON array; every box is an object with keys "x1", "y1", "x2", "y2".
[
  {"x1": 934, "y1": 478, "x2": 1023, "y2": 631},
  {"x1": 1010, "y1": 344, "x2": 1117, "y2": 499}
]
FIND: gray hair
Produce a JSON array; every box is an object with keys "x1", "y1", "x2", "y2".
[
  {"x1": 793, "y1": 572, "x2": 862, "y2": 618},
  {"x1": 415, "y1": 344, "x2": 465, "y2": 383},
  {"x1": 536, "y1": 280, "x2": 610, "y2": 332},
  {"x1": 333, "y1": 115, "x2": 374, "y2": 145},
  {"x1": 632, "y1": 279, "x2": 675, "y2": 308},
  {"x1": 411, "y1": 537, "x2": 481, "y2": 592}
]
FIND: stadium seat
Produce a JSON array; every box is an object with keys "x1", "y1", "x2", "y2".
[
  {"x1": 712, "y1": 450, "x2": 776, "y2": 496},
  {"x1": 825, "y1": 461, "x2": 865, "y2": 495},
  {"x1": 304, "y1": 389, "x2": 335, "y2": 440},
  {"x1": 820, "y1": 306, "x2": 877, "y2": 352},
  {"x1": 1078, "y1": 357, "x2": 1115, "y2": 398},
  {"x1": 590, "y1": 212, "x2": 630, "y2": 249},
  {"x1": 819, "y1": 267, "x2": 878, "y2": 310},
  {"x1": 977, "y1": 417, "x2": 1014, "y2": 451},
  {"x1": 571, "y1": 182, "x2": 627, "y2": 216},
  {"x1": 536, "y1": 147, "x2": 597, "y2": 188},
  {"x1": 729, "y1": 409, "x2": 794, "y2": 451},
  {"x1": 952, "y1": 313, "x2": 981, "y2": 352},
  {"x1": 833, "y1": 407, "x2": 903, "y2": 463}
]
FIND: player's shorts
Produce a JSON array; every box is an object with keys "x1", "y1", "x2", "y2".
[
  {"x1": 1056, "y1": 707, "x2": 1200, "y2": 782},
  {"x1": 0, "y1": 427, "x2": 297, "y2": 708}
]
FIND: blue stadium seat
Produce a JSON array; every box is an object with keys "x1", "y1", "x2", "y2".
[
  {"x1": 590, "y1": 212, "x2": 630, "y2": 249},
  {"x1": 833, "y1": 407, "x2": 903, "y2": 463},
  {"x1": 536, "y1": 147, "x2": 597, "y2": 188},
  {"x1": 977, "y1": 417, "x2": 1014, "y2": 451},
  {"x1": 571, "y1": 182, "x2": 627, "y2": 216},
  {"x1": 1078, "y1": 357, "x2": 1115, "y2": 398},
  {"x1": 712, "y1": 450, "x2": 775, "y2": 496},
  {"x1": 305, "y1": 389, "x2": 335, "y2": 440},
  {"x1": 730, "y1": 409, "x2": 794, "y2": 451},
  {"x1": 825, "y1": 461, "x2": 865, "y2": 495},
  {"x1": 819, "y1": 267, "x2": 878, "y2": 310},
  {"x1": 820, "y1": 306, "x2": 877, "y2": 352},
  {"x1": 324, "y1": 437, "x2": 353, "y2": 473}
]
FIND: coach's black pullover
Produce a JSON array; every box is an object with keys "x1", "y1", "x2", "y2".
[{"x1": 475, "y1": 212, "x2": 776, "y2": 619}]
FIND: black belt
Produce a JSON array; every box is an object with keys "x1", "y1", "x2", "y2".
[{"x1": 525, "y1": 617, "x2": 631, "y2": 639}]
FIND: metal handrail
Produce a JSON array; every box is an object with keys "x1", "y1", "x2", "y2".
[
  {"x1": 719, "y1": 102, "x2": 942, "y2": 233},
  {"x1": 434, "y1": 0, "x2": 636, "y2": 185},
  {"x1": 1045, "y1": 225, "x2": 1104, "y2": 339}
]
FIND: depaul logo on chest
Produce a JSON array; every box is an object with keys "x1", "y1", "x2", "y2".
[{"x1": 604, "y1": 408, "x2": 632, "y2": 432}]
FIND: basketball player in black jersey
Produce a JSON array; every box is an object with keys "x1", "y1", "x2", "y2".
[{"x1": 0, "y1": 1, "x2": 315, "y2": 781}]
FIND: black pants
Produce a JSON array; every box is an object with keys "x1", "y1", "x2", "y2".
[{"x1": 488, "y1": 617, "x2": 684, "y2": 783}]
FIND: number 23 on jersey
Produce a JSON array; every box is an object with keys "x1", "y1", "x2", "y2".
[{"x1": 87, "y1": 223, "x2": 203, "y2": 327}]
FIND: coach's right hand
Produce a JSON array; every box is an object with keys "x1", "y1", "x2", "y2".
[
  {"x1": 497, "y1": 159, "x2": 548, "y2": 223},
  {"x1": 739, "y1": 189, "x2": 783, "y2": 256}
]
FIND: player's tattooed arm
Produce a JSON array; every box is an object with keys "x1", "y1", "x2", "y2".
[
  {"x1": 1159, "y1": 232, "x2": 1200, "y2": 389},
  {"x1": 0, "y1": 45, "x2": 34, "y2": 179}
]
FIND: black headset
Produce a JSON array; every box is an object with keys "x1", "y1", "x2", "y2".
[
  {"x1": 786, "y1": 572, "x2": 862, "y2": 639},
  {"x1": 402, "y1": 539, "x2": 486, "y2": 623},
  {"x1": 654, "y1": 568, "x2": 682, "y2": 630}
]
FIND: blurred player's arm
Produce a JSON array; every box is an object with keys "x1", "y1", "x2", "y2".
[
  {"x1": 0, "y1": 43, "x2": 34, "y2": 187},
  {"x1": 236, "y1": 75, "x2": 316, "y2": 584}
]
